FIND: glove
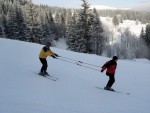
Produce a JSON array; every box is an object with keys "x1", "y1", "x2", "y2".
[
  {"x1": 51, "y1": 55, "x2": 56, "y2": 58},
  {"x1": 101, "y1": 70, "x2": 104, "y2": 73},
  {"x1": 54, "y1": 53, "x2": 59, "y2": 57}
]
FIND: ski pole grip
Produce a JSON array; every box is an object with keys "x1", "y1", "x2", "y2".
[
  {"x1": 77, "y1": 63, "x2": 82, "y2": 66},
  {"x1": 78, "y1": 61, "x2": 83, "y2": 63}
]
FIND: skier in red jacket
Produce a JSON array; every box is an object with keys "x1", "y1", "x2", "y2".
[{"x1": 101, "y1": 56, "x2": 118, "y2": 91}]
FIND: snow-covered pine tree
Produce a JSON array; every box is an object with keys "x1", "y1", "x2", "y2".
[
  {"x1": 26, "y1": 0, "x2": 40, "y2": 42},
  {"x1": 54, "y1": 12, "x2": 62, "y2": 40},
  {"x1": 145, "y1": 24, "x2": 150, "y2": 59},
  {"x1": 60, "y1": 9, "x2": 67, "y2": 39},
  {"x1": 0, "y1": 13, "x2": 7, "y2": 38},
  {"x1": 88, "y1": 8, "x2": 104, "y2": 55},
  {"x1": 74, "y1": 15, "x2": 86, "y2": 52},
  {"x1": 38, "y1": 10, "x2": 47, "y2": 44},
  {"x1": 112, "y1": 15, "x2": 119, "y2": 26},
  {"x1": 66, "y1": 12, "x2": 77, "y2": 51},
  {"x1": 7, "y1": 3, "x2": 18, "y2": 39},
  {"x1": 70, "y1": 0, "x2": 90, "y2": 53},
  {"x1": 80, "y1": 0, "x2": 90, "y2": 53},
  {"x1": 1, "y1": 0, "x2": 12, "y2": 15},
  {"x1": 145, "y1": 24, "x2": 150, "y2": 46},
  {"x1": 6, "y1": 1, "x2": 28, "y2": 41},
  {"x1": 40, "y1": 11, "x2": 56, "y2": 44},
  {"x1": 15, "y1": 3, "x2": 28, "y2": 41},
  {"x1": 119, "y1": 28, "x2": 131, "y2": 58},
  {"x1": 140, "y1": 27, "x2": 145, "y2": 39}
]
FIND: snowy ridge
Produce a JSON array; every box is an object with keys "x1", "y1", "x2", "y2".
[
  {"x1": 0, "y1": 38, "x2": 150, "y2": 113},
  {"x1": 131, "y1": 2, "x2": 150, "y2": 11},
  {"x1": 90, "y1": 5, "x2": 129, "y2": 10},
  {"x1": 90, "y1": 5, "x2": 117, "y2": 10}
]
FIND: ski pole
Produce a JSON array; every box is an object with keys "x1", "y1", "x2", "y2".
[
  {"x1": 60, "y1": 56, "x2": 100, "y2": 67},
  {"x1": 57, "y1": 57, "x2": 100, "y2": 71},
  {"x1": 78, "y1": 61, "x2": 100, "y2": 67},
  {"x1": 77, "y1": 63, "x2": 100, "y2": 71},
  {"x1": 57, "y1": 57, "x2": 77, "y2": 65},
  {"x1": 60, "y1": 56, "x2": 78, "y2": 62}
]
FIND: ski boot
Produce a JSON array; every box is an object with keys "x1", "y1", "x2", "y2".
[
  {"x1": 39, "y1": 72, "x2": 46, "y2": 77},
  {"x1": 104, "y1": 87, "x2": 115, "y2": 91}
]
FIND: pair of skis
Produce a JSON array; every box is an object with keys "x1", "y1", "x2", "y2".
[
  {"x1": 37, "y1": 73, "x2": 130, "y2": 95},
  {"x1": 96, "y1": 87, "x2": 130, "y2": 95},
  {"x1": 38, "y1": 73, "x2": 58, "y2": 81}
]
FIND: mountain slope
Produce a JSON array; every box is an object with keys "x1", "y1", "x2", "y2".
[{"x1": 0, "y1": 38, "x2": 150, "y2": 113}]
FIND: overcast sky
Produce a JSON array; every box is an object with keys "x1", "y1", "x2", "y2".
[{"x1": 32, "y1": 0, "x2": 150, "y2": 8}]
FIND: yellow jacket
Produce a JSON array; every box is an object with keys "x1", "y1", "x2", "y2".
[{"x1": 39, "y1": 46, "x2": 54, "y2": 59}]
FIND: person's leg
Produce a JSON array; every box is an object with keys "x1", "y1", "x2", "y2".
[
  {"x1": 106, "y1": 75, "x2": 115, "y2": 88},
  {"x1": 43, "y1": 59, "x2": 48, "y2": 73},
  {"x1": 39, "y1": 58, "x2": 47, "y2": 73},
  {"x1": 108, "y1": 75, "x2": 115, "y2": 88}
]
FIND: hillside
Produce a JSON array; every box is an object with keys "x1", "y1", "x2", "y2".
[{"x1": 0, "y1": 38, "x2": 150, "y2": 113}]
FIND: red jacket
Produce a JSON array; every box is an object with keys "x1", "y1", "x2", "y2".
[{"x1": 101, "y1": 60, "x2": 117, "y2": 75}]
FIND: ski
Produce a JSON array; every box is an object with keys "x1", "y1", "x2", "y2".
[
  {"x1": 44, "y1": 76, "x2": 57, "y2": 81},
  {"x1": 39, "y1": 74, "x2": 57, "y2": 81},
  {"x1": 95, "y1": 87, "x2": 130, "y2": 95},
  {"x1": 38, "y1": 73, "x2": 58, "y2": 81},
  {"x1": 47, "y1": 74, "x2": 58, "y2": 80}
]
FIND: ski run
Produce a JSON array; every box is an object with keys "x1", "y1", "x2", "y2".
[{"x1": 0, "y1": 38, "x2": 150, "y2": 113}]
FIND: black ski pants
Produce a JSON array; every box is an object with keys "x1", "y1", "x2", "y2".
[
  {"x1": 106, "y1": 73, "x2": 115, "y2": 88},
  {"x1": 39, "y1": 58, "x2": 48, "y2": 73}
]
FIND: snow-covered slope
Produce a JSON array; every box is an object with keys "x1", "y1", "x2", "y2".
[{"x1": 0, "y1": 38, "x2": 150, "y2": 113}]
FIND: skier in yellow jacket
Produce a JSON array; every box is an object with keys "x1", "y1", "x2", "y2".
[{"x1": 39, "y1": 42, "x2": 59, "y2": 76}]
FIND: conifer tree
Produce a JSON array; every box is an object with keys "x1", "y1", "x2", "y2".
[
  {"x1": 7, "y1": 4, "x2": 18, "y2": 39},
  {"x1": 15, "y1": 4, "x2": 28, "y2": 41},
  {"x1": 70, "y1": 0, "x2": 90, "y2": 53},
  {"x1": 140, "y1": 27, "x2": 145, "y2": 39},
  {"x1": 88, "y1": 8, "x2": 104, "y2": 55},
  {"x1": 7, "y1": 2, "x2": 28, "y2": 40},
  {"x1": 66, "y1": 13, "x2": 77, "y2": 51},
  {"x1": 40, "y1": 11, "x2": 56, "y2": 44},
  {"x1": 0, "y1": 13, "x2": 8, "y2": 38},
  {"x1": 54, "y1": 12, "x2": 61, "y2": 40},
  {"x1": 26, "y1": 0, "x2": 40, "y2": 42},
  {"x1": 112, "y1": 15, "x2": 119, "y2": 26},
  {"x1": 145, "y1": 24, "x2": 150, "y2": 46}
]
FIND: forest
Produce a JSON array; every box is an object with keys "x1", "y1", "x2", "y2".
[{"x1": 0, "y1": 0, "x2": 150, "y2": 59}]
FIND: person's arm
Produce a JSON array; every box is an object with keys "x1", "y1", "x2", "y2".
[
  {"x1": 101, "y1": 61, "x2": 111, "y2": 72},
  {"x1": 47, "y1": 49, "x2": 60, "y2": 58}
]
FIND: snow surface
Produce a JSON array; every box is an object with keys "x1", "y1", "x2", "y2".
[{"x1": 0, "y1": 38, "x2": 150, "y2": 113}]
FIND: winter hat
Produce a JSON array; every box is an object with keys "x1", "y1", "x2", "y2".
[
  {"x1": 46, "y1": 42, "x2": 51, "y2": 46},
  {"x1": 112, "y1": 56, "x2": 118, "y2": 60}
]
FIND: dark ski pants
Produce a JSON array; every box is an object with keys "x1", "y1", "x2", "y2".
[
  {"x1": 106, "y1": 74, "x2": 115, "y2": 88},
  {"x1": 39, "y1": 58, "x2": 48, "y2": 73}
]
